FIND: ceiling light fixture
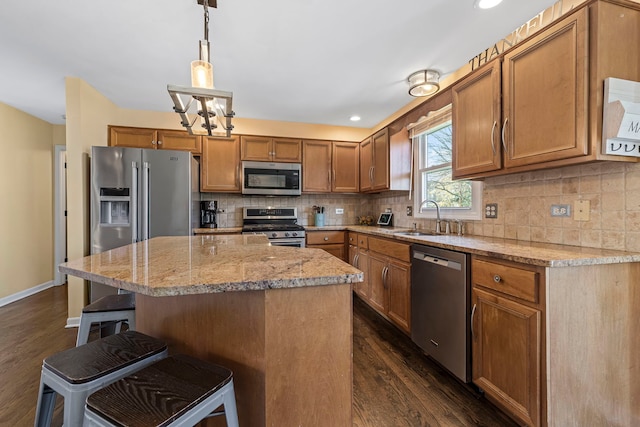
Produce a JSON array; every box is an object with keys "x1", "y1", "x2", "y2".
[
  {"x1": 350, "y1": 115, "x2": 361, "y2": 122},
  {"x1": 474, "y1": 0, "x2": 503, "y2": 9},
  {"x1": 407, "y1": 69, "x2": 440, "y2": 97},
  {"x1": 167, "y1": 0, "x2": 234, "y2": 137}
]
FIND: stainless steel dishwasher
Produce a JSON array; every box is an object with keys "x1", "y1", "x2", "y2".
[{"x1": 411, "y1": 244, "x2": 470, "y2": 382}]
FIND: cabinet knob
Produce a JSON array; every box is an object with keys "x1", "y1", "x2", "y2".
[
  {"x1": 493, "y1": 274, "x2": 502, "y2": 283},
  {"x1": 157, "y1": 140, "x2": 163, "y2": 145},
  {"x1": 324, "y1": 236, "x2": 329, "y2": 241}
]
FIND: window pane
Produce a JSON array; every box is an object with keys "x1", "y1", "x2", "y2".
[
  {"x1": 425, "y1": 125, "x2": 452, "y2": 168},
  {"x1": 423, "y1": 168, "x2": 472, "y2": 208}
]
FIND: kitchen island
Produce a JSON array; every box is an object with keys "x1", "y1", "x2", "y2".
[{"x1": 60, "y1": 234, "x2": 363, "y2": 427}]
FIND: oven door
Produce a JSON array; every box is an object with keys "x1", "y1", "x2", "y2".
[{"x1": 268, "y1": 238, "x2": 305, "y2": 248}]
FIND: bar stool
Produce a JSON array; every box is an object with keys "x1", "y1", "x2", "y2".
[
  {"x1": 76, "y1": 293, "x2": 136, "y2": 346},
  {"x1": 34, "y1": 330, "x2": 167, "y2": 427},
  {"x1": 84, "y1": 354, "x2": 240, "y2": 427}
]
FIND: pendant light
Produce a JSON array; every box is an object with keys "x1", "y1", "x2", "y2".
[{"x1": 167, "y1": 0, "x2": 234, "y2": 137}]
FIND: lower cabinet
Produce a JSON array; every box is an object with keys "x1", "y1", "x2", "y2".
[
  {"x1": 306, "y1": 231, "x2": 346, "y2": 261},
  {"x1": 354, "y1": 234, "x2": 411, "y2": 334},
  {"x1": 471, "y1": 256, "x2": 544, "y2": 427}
]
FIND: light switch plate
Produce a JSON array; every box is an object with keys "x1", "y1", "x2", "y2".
[
  {"x1": 574, "y1": 200, "x2": 590, "y2": 221},
  {"x1": 335, "y1": 208, "x2": 344, "y2": 215}
]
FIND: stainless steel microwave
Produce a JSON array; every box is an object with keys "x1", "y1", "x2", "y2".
[{"x1": 241, "y1": 161, "x2": 301, "y2": 196}]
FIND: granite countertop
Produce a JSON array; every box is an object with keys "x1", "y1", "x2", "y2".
[
  {"x1": 59, "y1": 235, "x2": 363, "y2": 297},
  {"x1": 345, "y1": 225, "x2": 640, "y2": 267},
  {"x1": 193, "y1": 227, "x2": 243, "y2": 234}
]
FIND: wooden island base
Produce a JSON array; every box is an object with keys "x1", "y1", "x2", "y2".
[{"x1": 136, "y1": 283, "x2": 353, "y2": 427}]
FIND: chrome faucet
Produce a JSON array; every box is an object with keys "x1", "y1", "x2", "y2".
[{"x1": 418, "y1": 200, "x2": 441, "y2": 234}]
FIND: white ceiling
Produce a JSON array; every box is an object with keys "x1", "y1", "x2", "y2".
[{"x1": 0, "y1": 0, "x2": 557, "y2": 128}]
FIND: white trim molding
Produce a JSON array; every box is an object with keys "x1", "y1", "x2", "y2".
[
  {"x1": 0, "y1": 281, "x2": 54, "y2": 308},
  {"x1": 65, "y1": 317, "x2": 80, "y2": 329}
]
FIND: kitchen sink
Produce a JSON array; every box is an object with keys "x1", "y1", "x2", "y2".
[{"x1": 393, "y1": 231, "x2": 435, "y2": 236}]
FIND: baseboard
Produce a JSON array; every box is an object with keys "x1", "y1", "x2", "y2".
[
  {"x1": 0, "y1": 281, "x2": 54, "y2": 308},
  {"x1": 66, "y1": 317, "x2": 80, "y2": 329}
]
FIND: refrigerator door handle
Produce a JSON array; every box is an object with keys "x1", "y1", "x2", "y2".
[
  {"x1": 142, "y1": 161, "x2": 150, "y2": 240},
  {"x1": 131, "y1": 161, "x2": 139, "y2": 243}
]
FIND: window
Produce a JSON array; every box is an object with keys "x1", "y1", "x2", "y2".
[{"x1": 411, "y1": 105, "x2": 482, "y2": 220}]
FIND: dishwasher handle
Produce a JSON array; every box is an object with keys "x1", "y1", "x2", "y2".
[{"x1": 413, "y1": 251, "x2": 462, "y2": 271}]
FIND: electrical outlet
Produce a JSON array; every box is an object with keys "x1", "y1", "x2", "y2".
[
  {"x1": 406, "y1": 206, "x2": 413, "y2": 217},
  {"x1": 574, "y1": 200, "x2": 590, "y2": 221},
  {"x1": 335, "y1": 208, "x2": 344, "y2": 215},
  {"x1": 551, "y1": 204, "x2": 571, "y2": 217},
  {"x1": 485, "y1": 203, "x2": 498, "y2": 219}
]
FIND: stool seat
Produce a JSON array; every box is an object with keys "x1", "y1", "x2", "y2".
[
  {"x1": 85, "y1": 354, "x2": 239, "y2": 427},
  {"x1": 35, "y1": 331, "x2": 167, "y2": 427},
  {"x1": 76, "y1": 293, "x2": 136, "y2": 346}
]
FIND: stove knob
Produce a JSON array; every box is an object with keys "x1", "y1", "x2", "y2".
[
  {"x1": 292, "y1": 232, "x2": 298, "y2": 237},
  {"x1": 285, "y1": 232, "x2": 290, "y2": 237},
  {"x1": 271, "y1": 232, "x2": 278, "y2": 238}
]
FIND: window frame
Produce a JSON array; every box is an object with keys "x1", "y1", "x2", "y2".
[{"x1": 410, "y1": 105, "x2": 483, "y2": 221}]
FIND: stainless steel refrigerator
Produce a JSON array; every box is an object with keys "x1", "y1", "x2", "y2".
[{"x1": 90, "y1": 146, "x2": 199, "y2": 302}]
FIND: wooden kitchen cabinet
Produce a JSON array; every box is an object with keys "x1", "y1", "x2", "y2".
[
  {"x1": 348, "y1": 232, "x2": 370, "y2": 299},
  {"x1": 302, "y1": 140, "x2": 332, "y2": 192},
  {"x1": 452, "y1": 0, "x2": 640, "y2": 179},
  {"x1": 360, "y1": 127, "x2": 411, "y2": 193},
  {"x1": 306, "y1": 230, "x2": 346, "y2": 261},
  {"x1": 471, "y1": 256, "x2": 544, "y2": 427},
  {"x1": 240, "y1": 135, "x2": 302, "y2": 162},
  {"x1": 358, "y1": 235, "x2": 411, "y2": 334},
  {"x1": 200, "y1": 136, "x2": 241, "y2": 192},
  {"x1": 303, "y1": 140, "x2": 359, "y2": 193},
  {"x1": 109, "y1": 126, "x2": 202, "y2": 154},
  {"x1": 452, "y1": 61, "x2": 503, "y2": 178}
]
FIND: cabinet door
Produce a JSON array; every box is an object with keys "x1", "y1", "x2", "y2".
[
  {"x1": 316, "y1": 244, "x2": 345, "y2": 260},
  {"x1": 359, "y1": 138, "x2": 373, "y2": 192},
  {"x1": 355, "y1": 248, "x2": 370, "y2": 300},
  {"x1": 201, "y1": 136, "x2": 241, "y2": 192},
  {"x1": 386, "y1": 258, "x2": 411, "y2": 334},
  {"x1": 156, "y1": 130, "x2": 202, "y2": 154},
  {"x1": 302, "y1": 140, "x2": 332, "y2": 193},
  {"x1": 368, "y1": 252, "x2": 387, "y2": 314},
  {"x1": 240, "y1": 136, "x2": 272, "y2": 161},
  {"x1": 452, "y1": 61, "x2": 502, "y2": 178},
  {"x1": 472, "y1": 287, "x2": 541, "y2": 427},
  {"x1": 332, "y1": 142, "x2": 359, "y2": 193},
  {"x1": 272, "y1": 138, "x2": 302, "y2": 162},
  {"x1": 371, "y1": 128, "x2": 389, "y2": 191},
  {"x1": 109, "y1": 126, "x2": 156, "y2": 149},
  {"x1": 502, "y1": 8, "x2": 588, "y2": 168}
]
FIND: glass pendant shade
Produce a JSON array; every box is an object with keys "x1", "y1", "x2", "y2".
[
  {"x1": 408, "y1": 69, "x2": 440, "y2": 97},
  {"x1": 191, "y1": 60, "x2": 214, "y2": 89}
]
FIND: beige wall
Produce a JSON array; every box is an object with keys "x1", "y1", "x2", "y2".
[
  {"x1": 0, "y1": 103, "x2": 55, "y2": 299},
  {"x1": 65, "y1": 77, "x2": 119, "y2": 319}
]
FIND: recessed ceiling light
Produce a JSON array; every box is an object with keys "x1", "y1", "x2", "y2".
[
  {"x1": 474, "y1": 0, "x2": 503, "y2": 9},
  {"x1": 350, "y1": 115, "x2": 361, "y2": 122}
]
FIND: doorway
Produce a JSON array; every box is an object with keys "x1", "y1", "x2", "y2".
[{"x1": 54, "y1": 145, "x2": 67, "y2": 286}]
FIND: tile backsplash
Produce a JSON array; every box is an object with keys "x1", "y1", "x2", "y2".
[{"x1": 203, "y1": 160, "x2": 640, "y2": 252}]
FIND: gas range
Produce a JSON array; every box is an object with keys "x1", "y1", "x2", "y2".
[{"x1": 242, "y1": 207, "x2": 305, "y2": 247}]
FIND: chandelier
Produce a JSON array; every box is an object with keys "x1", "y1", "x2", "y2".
[{"x1": 167, "y1": 0, "x2": 234, "y2": 137}]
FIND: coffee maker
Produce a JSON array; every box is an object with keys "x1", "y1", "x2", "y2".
[{"x1": 200, "y1": 201, "x2": 218, "y2": 228}]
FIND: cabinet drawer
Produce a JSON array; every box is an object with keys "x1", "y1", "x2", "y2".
[
  {"x1": 472, "y1": 258, "x2": 539, "y2": 303},
  {"x1": 357, "y1": 234, "x2": 368, "y2": 249},
  {"x1": 348, "y1": 232, "x2": 358, "y2": 246},
  {"x1": 306, "y1": 231, "x2": 345, "y2": 245},
  {"x1": 368, "y1": 236, "x2": 410, "y2": 263}
]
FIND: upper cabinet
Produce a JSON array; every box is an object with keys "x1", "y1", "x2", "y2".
[
  {"x1": 360, "y1": 127, "x2": 411, "y2": 193},
  {"x1": 240, "y1": 136, "x2": 302, "y2": 163},
  {"x1": 453, "y1": 1, "x2": 640, "y2": 179},
  {"x1": 109, "y1": 126, "x2": 202, "y2": 154},
  {"x1": 201, "y1": 136, "x2": 241, "y2": 193},
  {"x1": 302, "y1": 140, "x2": 359, "y2": 193}
]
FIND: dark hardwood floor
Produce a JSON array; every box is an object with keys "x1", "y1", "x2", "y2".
[{"x1": 0, "y1": 285, "x2": 516, "y2": 426}]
